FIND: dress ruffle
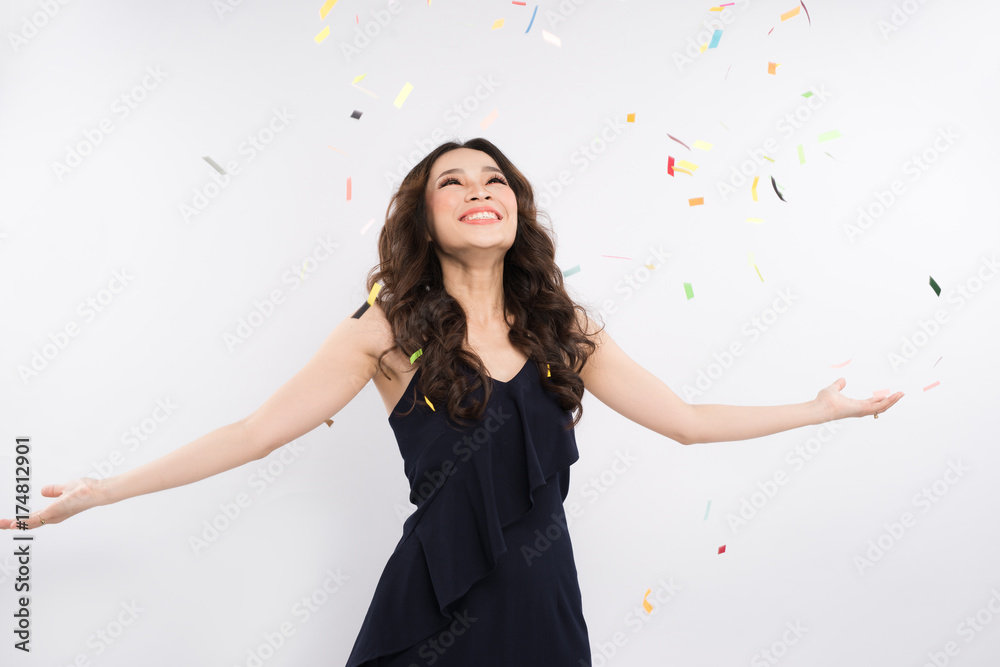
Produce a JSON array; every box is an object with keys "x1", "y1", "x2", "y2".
[{"x1": 345, "y1": 361, "x2": 580, "y2": 667}]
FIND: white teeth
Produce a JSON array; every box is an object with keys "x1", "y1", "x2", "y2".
[{"x1": 463, "y1": 211, "x2": 499, "y2": 221}]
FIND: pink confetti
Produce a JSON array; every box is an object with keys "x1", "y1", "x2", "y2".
[
  {"x1": 667, "y1": 134, "x2": 690, "y2": 150},
  {"x1": 831, "y1": 358, "x2": 852, "y2": 368},
  {"x1": 602, "y1": 255, "x2": 633, "y2": 260},
  {"x1": 923, "y1": 380, "x2": 940, "y2": 391},
  {"x1": 668, "y1": 155, "x2": 675, "y2": 176},
  {"x1": 347, "y1": 176, "x2": 352, "y2": 201},
  {"x1": 800, "y1": 0, "x2": 812, "y2": 26},
  {"x1": 872, "y1": 389, "x2": 890, "y2": 400}
]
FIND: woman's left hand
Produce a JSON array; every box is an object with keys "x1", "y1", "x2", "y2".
[{"x1": 816, "y1": 378, "x2": 904, "y2": 422}]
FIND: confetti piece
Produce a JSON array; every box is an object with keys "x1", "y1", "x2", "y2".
[
  {"x1": 923, "y1": 380, "x2": 940, "y2": 391},
  {"x1": 667, "y1": 133, "x2": 691, "y2": 150},
  {"x1": 645, "y1": 263, "x2": 655, "y2": 270},
  {"x1": 684, "y1": 282, "x2": 694, "y2": 300},
  {"x1": 542, "y1": 29, "x2": 560, "y2": 46},
  {"x1": 563, "y1": 265, "x2": 581, "y2": 278},
  {"x1": 933, "y1": 356, "x2": 942, "y2": 368},
  {"x1": 770, "y1": 175, "x2": 787, "y2": 202},
  {"x1": 353, "y1": 73, "x2": 366, "y2": 84},
  {"x1": 425, "y1": 396, "x2": 436, "y2": 411},
  {"x1": 768, "y1": 26, "x2": 774, "y2": 35},
  {"x1": 480, "y1": 109, "x2": 498, "y2": 129},
  {"x1": 676, "y1": 159, "x2": 699, "y2": 172},
  {"x1": 327, "y1": 146, "x2": 349, "y2": 155},
  {"x1": 601, "y1": 255, "x2": 633, "y2": 260},
  {"x1": 314, "y1": 26, "x2": 330, "y2": 44},
  {"x1": 718, "y1": 545, "x2": 726, "y2": 554},
  {"x1": 410, "y1": 348, "x2": 423, "y2": 364},
  {"x1": 703, "y1": 500, "x2": 712, "y2": 521},
  {"x1": 351, "y1": 282, "x2": 383, "y2": 319},
  {"x1": 747, "y1": 251, "x2": 755, "y2": 267},
  {"x1": 546, "y1": 364, "x2": 551, "y2": 377},
  {"x1": 525, "y1": 4, "x2": 537, "y2": 32},
  {"x1": 699, "y1": 43, "x2": 708, "y2": 53},
  {"x1": 643, "y1": 589, "x2": 653, "y2": 613},
  {"x1": 710, "y1": 5, "x2": 723, "y2": 10},
  {"x1": 352, "y1": 82, "x2": 377, "y2": 98},
  {"x1": 929, "y1": 276, "x2": 941, "y2": 296},
  {"x1": 203, "y1": 156, "x2": 226, "y2": 175},
  {"x1": 751, "y1": 175, "x2": 759, "y2": 201},
  {"x1": 831, "y1": 358, "x2": 852, "y2": 368},
  {"x1": 719, "y1": 120, "x2": 730, "y2": 131},
  {"x1": 688, "y1": 197, "x2": 704, "y2": 206},
  {"x1": 674, "y1": 167, "x2": 694, "y2": 176},
  {"x1": 351, "y1": 109, "x2": 363, "y2": 119},
  {"x1": 491, "y1": 18, "x2": 504, "y2": 29},
  {"x1": 320, "y1": 0, "x2": 337, "y2": 20},
  {"x1": 360, "y1": 217, "x2": 375, "y2": 234},
  {"x1": 346, "y1": 177, "x2": 352, "y2": 201},
  {"x1": 708, "y1": 29, "x2": 723, "y2": 48},
  {"x1": 513, "y1": 0, "x2": 526, "y2": 5},
  {"x1": 801, "y1": 90, "x2": 813, "y2": 98},
  {"x1": 780, "y1": 6, "x2": 800, "y2": 20},
  {"x1": 872, "y1": 389, "x2": 890, "y2": 400},
  {"x1": 393, "y1": 82, "x2": 414, "y2": 108},
  {"x1": 800, "y1": 0, "x2": 812, "y2": 25},
  {"x1": 754, "y1": 264, "x2": 763, "y2": 281},
  {"x1": 693, "y1": 140, "x2": 713, "y2": 150},
  {"x1": 667, "y1": 156, "x2": 675, "y2": 176},
  {"x1": 324, "y1": 419, "x2": 334, "y2": 426},
  {"x1": 725, "y1": 64, "x2": 732, "y2": 80},
  {"x1": 797, "y1": 144, "x2": 805, "y2": 164},
  {"x1": 762, "y1": 154, "x2": 775, "y2": 162},
  {"x1": 746, "y1": 217, "x2": 764, "y2": 223},
  {"x1": 818, "y1": 129, "x2": 842, "y2": 142},
  {"x1": 627, "y1": 112, "x2": 636, "y2": 122},
  {"x1": 768, "y1": 61, "x2": 780, "y2": 75}
]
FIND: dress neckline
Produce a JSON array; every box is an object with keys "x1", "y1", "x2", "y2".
[{"x1": 387, "y1": 358, "x2": 532, "y2": 422}]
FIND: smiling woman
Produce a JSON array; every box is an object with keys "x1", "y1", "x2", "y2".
[{"x1": 1, "y1": 137, "x2": 903, "y2": 667}]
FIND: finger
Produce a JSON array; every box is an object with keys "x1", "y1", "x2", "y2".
[{"x1": 41, "y1": 484, "x2": 64, "y2": 497}]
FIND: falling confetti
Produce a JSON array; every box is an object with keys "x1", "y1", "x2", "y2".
[
  {"x1": 800, "y1": 0, "x2": 812, "y2": 25},
  {"x1": 563, "y1": 265, "x2": 581, "y2": 278},
  {"x1": 360, "y1": 217, "x2": 375, "y2": 234},
  {"x1": 770, "y1": 175, "x2": 787, "y2": 202},
  {"x1": 667, "y1": 156, "x2": 675, "y2": 176},
  {"x1": 525, "y1": 4, "x2": 537, "y2": 32},
  {"x1": 708, "y1": 29, "x2": 723, "y2": 48},
  {"x1": 752, "y1": 176, "x2": 759, "y2": 201},
  {"x1": 768, "y1": 61, "x2": 780, "y2": 74},
  {"x1": 542, "y1": 29, "x2": 561, "y2": 46},
  {"x1": 491, "y1": 18, "x2": 504, "y2": 29},
  {"x1": 747, "y1": 217, "x2": 764, "y2": 223},
  {"x1": 480, "y1": 109, "x2": 498, "y2": 129},
  {"x1": 684, "y1": 282, "x2": 694, "y2": 300},
  {"x1": 703, "y1": 500, "x2": 712, "y2": 521},
  {"x1": 393, "y1": 82, "x2": 414, "y2": 108},
  {"x1": 933, "y1": 356, "x2": 943, "y2": 368},
  {"x1": 923, "y1": 380, "x2": 940, "y2": 391},
  {"x1": 320, "y1": 0, "x2": 337, "y2": 19},
  {"x1": 818, "y1": 129, "x2": 842, "y2": 142},
  {"x1": 350, "y1": 110, "x2": 362, "y2": 119},
  {"x1": 643, "y1": 589, "x2": 653, "y2": 613},
  {"x1": 677, "y1": 159, "x2": 699, "y2": 172},
  {"x1": 797, "y1": 144, "x2": 805, "y2": 164},
  {"x1": 688, "y1": 197, "x2": 704, "y2": 206},
  {"x1": 202, "y1": 156, "x2": 226, "y2": 175},
  {"x1": 693, "y1": 140, "x2": 713, "y2": 150},
  {"x1": 718, "y1": 545, "x2": 726, "y2": 554},
  {"x1": 667, "y1": 133, "x2": 691, "y2": 150},
  {"x1": 780, "y1": 6, "x2": 800, "y2": 21},
  {"x1": 627, "y1": 112, "x2": 636, "y2": 122},
  {"x1": 315, "y1": 26, "x2": 330, "y2": 44},
  {"x1": 347, "y1": 177, "x2": 352, "y2": 201},
  {"x1": 831, "y1": 359, "x2": 852, "y2": 368},
  {"x1": 929, "y1": 276, "x2": 941, "y2": 296}
]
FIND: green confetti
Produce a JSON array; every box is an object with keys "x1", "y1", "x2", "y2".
[
  {"x1": 797, "y1": 144, "x2": 805, "y2": 164},
  {"x1": 409, "y1": 348, "x2": 423, "y2": 364},
  {"x1": 818, "y1": 129, "x2": 842, "y2": 142},
  {"x1": 801, "y1": 91, "x2": 814, "y2": 98},
  {"x1": 762, "y1": 155, "x2": 775, "y2": 162},
  {"x1": 562, "y1": 264, "x2": 581, "y2": 278},
  {"x1": 684, "y1": 282, "x2": 694, "y2": 300},
  {"x1": 929, "y1": 276, "x2": 941, "y2": 296}
]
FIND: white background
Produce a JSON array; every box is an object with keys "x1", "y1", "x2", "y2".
[{"x1": 2, "y1": 0, "x2": 999, "y2": 665}]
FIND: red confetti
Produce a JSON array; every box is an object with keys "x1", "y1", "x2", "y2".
[
  {"x1": 718, "y1": 545, "x2": 726, "y2": 554},
  {"x1": 667, "y1": 155, "x2": 675, "y2": 176}
]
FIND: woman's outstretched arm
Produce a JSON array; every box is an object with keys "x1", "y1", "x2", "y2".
[
  {"x1": 1, "y1": 308, "x2": 383, "y2": 530},
  {"x1": 576, "y1": 313, "x2": 903, "y2": 446}
]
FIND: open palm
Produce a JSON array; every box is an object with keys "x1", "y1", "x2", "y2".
[
  {"x1": 816, "y1": 377, "x2": 904, "y2": 422},
  {"x1": 0, "y1": 477, "x2": 104, "y2": 531}
]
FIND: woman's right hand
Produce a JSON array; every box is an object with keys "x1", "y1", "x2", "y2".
[{"x1": 0, "y1": 477, "x2": 105, "y2": 531}]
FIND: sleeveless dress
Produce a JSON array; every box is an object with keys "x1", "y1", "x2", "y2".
[{"x1": 345, "y1": 358, "x2": 592, "y2": 666}]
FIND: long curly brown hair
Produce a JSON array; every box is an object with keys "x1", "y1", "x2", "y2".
[{"x1": 363, "y1": 137, "x2": 602, "y2": 430}]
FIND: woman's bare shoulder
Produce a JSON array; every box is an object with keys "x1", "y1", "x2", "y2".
[{"x1": 359, "y1": 299, "x2": 409, "y2": 380}]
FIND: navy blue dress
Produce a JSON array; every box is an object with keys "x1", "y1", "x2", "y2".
[{"x1": 345, "y1": 358, "x2": 592, "y2": 666}]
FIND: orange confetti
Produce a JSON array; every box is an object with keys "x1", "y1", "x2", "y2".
[
  {"x1": 627, "y1": 112, "x2": 636, "y2": 122},
  {"x1": 347, "y1": 177, "x2": 352, "y2": 200},
  {"x1": 780, "y1": 6, "x2": 800, "y2": 20},
  {"x1": 768, "y1": 61, "x2": 780, "y2": 74},
  {"x1": 688, "y1": 197, "x2": 704, "y2": 206}
]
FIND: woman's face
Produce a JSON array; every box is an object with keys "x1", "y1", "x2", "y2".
[{"x1": 423, "y1": 148, "x2": 518, "y2": 261}]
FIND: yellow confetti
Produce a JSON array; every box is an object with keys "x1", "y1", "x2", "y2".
[
  {"x1": 314, "y1": 26, "x2": 330, "y2": 44},
  {"x1": 699, "y1": 43, "x2": 708, "y2": 53},
  {"x1": 491, "y1": 18, "x2": 504, "y2": 29},
  {"x1": 424, "y1": 396, "x2": 435, "y2": 411},
  {"x1": 393, "y1": 82, "x2": 414, "y2": 108},
  {"x1": 676, "y1": 159, "x2": 699, "y2": 172},
  {"x1": 693, "y1": 140, "x2": 713, "y2": 151},
  {"x1": 746, "y1": 217, "x2": 764, "y2": 223},
  {"x1": 546, "y1": 364, "x2": 551, "y2": 377},
  {"x1": 754, "y1": 264, "x2": 764, "y2": 282},
  {"x1": 320, "y1": 0, "x2": 338, "y2": 20},
  {"x1": 747, "y1": 251, "x2": 755, "y2": 267},
  {"x1": 674, "y1": 167, "x2": 694, "y2": 176},
  {"x1": 645, "y1": 264, "x2": 655, "y2": 270},
  {"x1": 751, "y1": 175, "x2": 759, "y2": 201},
  {"x1": 643, "y1": 589, "x2": 653, "y2": 613},
  {"x1": 780, "y1": 6, "x2": 800, "y2": 21},
  {"x1": 352, "y1": 73, "x2": 366, "y2": 84},
  {"x1": 627, "y1": 112, "x2": 636, "y2": 122}
]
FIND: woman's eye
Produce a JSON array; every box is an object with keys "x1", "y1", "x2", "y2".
[{"x1": 441, "y1": 176, "x2": 508, "y2": 187}]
